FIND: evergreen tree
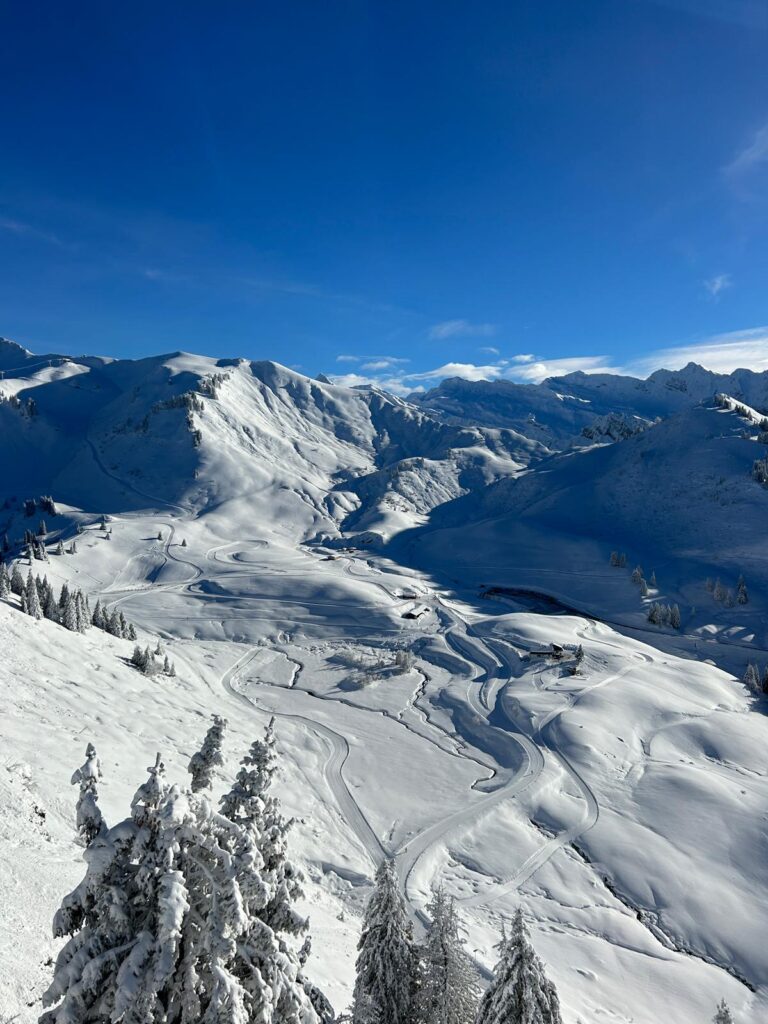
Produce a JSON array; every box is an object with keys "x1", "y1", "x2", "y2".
[
  {"x1": 352, "y1": 859, "x2": 415, "y2": 1024},
  {"x1": 743, "y1": 663, "x2": 761, "y2": 696},
  {"x1": 737, "y1": 577, "x2": 749, "y2": 604},
  {"x1": 639, "y1": 578, "x2": 649, "y2": 597},
  {"x1": 188, "y1": 714, "x2": 227, "y2": 792},
  {"x1": 71, "y1": 743, "x2": 105, "y2": 845},
  {"x1": 62, "y1": 592, "x2": 79, "y2": 632},
  {"x1": 43, "y1": 585, "x2": 59, "y2": 623},
  {"x1": 476, "y1": 910, "x2": 562, "y2": 1024},
  {"x1": 68, "y1": 540, "x2": 77, "y2": 554},
  {"x1": 650, "y1": 570, "x2": 657, "y2": 587},
  {"x1": 631, "y1": 566, "x2": 643, "y2": 584},
  {"x1": 670, "y1": 604, "x2": 681, "y2": 630},
  {"x1": 25, "y1": 570, "x2": 43, "y2": 619},
  {"x1": 712, "y1": 1000, "x2": 734, "y2": 1024},
  {"x1": 417, "y1": 887, "x2": 480, "y2": 1024},
  {"x1": 128, "y1": 623, "x2": 137, "y2": 641},
  {"x1": 55, "y1": 539, "x2": 64, "y2": 555},
  {"x1": 609, "y1": 551, "x2": 619, "y2": 567},
  {"x1": 91, "y1": 599, "x2": 105, "y2": 629},
  {"x1": 10, "y1": 563, "x2": 24, "y2": 596},
  {"x1": 0, "y1": 561, "x2": 9, "y2": 598},
  {"x1": 38, "y1": 519, "x2": 47, "y2": 537},
  {"x1": 58, "y1": 582, "x2": 70, "y2": 612}
]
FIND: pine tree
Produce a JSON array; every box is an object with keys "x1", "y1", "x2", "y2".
[
  {"x1": 157, "y1": 530, "x2": 163, "y2": 541},
  {"x1": 352, "y1": 859, "x2": 415, "y2": 1024},
  {"x1": 712, "y1": 1000, "x2": 734, "y2": 1024},
  {"x1": 609, "y1": 551, "x2": 619, "y2": 567},
  {"x1": 71, "y1": 743, "x2": 105, "y2": 845},
  {"x1": 417, "y1": 887, "x2": 480, "y2": 1024},
  {"x1": 55, "y1": 539, "x2": 64, "y2": 555},
  {"x1": 631, "y1": 566, "x2": 643, "y2": 584},
  {"x1": 62, "y1": 593, "x2": 78, "y2": 632},
  {"x1": 0, "y1": 561, "x2": 9, "y2": 598},
  {"x1": 58, "y1": 582, "x2": 69, "y2": 612},
  {"x1": 68, "y1": 540, "x2": 77, "y2": 554},
  {"x1": 670, "y1": 604, "x2": 681, "y2": 629},
  {"x1": 181, "y1": 538, "x2": 187, "y2": 547},
  {"x1": 91, "y1": 599, "x2": 105, "y2": 629},
  {"x1": 25, "y1": 570, "x2": 43, "y2": 619},
  {"x1": 128, "y1": 623, "x2": 137, "y2": 641},
  {"x1": 639, "y1": 578, "x2": 649, "y2": 597},
  {"x1": 713, "y1": 578, "x2": 726, "y2": 602},
  {"x1": 10, "y1": 563, "x2": 24, "y2": 596},
  {"x1": 476, "y1": 910, "x2": 563, "y2": 1024},
  {"x1": 650, "y1": 570, "x2": 657, "y2": 587},
  {"x1": 762, "y1": 666, "x2": 768, "y2": 696},
  {"x1": 744, "y1": 663, "x2": 761, "y2": 696},
  {"x1": 43, "y1": 585, "x2": 59, "y2": 622},
  {"x1": 188, "y1": 714, "x2": 228, "y2": 792},
  {"x1": 737, "y1": 577, "x2": 749, "y2": 604},
  {"x1": 38, "y1": 519, "x2": 47, "y2": 537}
]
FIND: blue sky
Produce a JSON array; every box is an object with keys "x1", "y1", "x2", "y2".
[{"x1": 2, "y1": 0, "x2": 768, "y2": 391}]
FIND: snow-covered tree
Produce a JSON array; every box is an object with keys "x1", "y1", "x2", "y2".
[
  {"x1": 417, "y1": 887, "x2": 479, "y2": 1024},
  {"x1": 713, "y1": 579, "x2": 726, "y2": 602},
  {"x1": 650, "y1": 570, "x2": 657, "y2": 587},
  {"x1": 10, "y1": 563, "x2": 24, "y2": 596},
  {"x1": 37, "y1": 519, "x2": 47, "y2": 537},
  {"x1": 639, "y1": 578, "x2": 649, "y2": 597},
  {"x1": 609, "y1": 551, "x2": 619, "y2": 567},
  {"x1": 187, "y1": 714, "x2": 227, "y2": 792},
  {"x1": 55, "y1": 539, "x2": 64, "y2": 555},
  {"x1": 743, "y1": 663, "x2": 762, "y2": 696},
  {"x1": 631, "y1": 566, "x2": 643, "y2": 584},
  {"x1": 737, "y1": 576, "x2": 749, "y2": 604},
  {"x1": 0, "y1": 562, "x2": 9, "y2": 598},
  {"x1": 25, "y1": 570, "x2": 43, "y2": 619},
  {"x1": 712, "y1": 1000, "x2": 734, "y2": 1024},
  {"x1": 42, "y1": 742, "x2": 323, "y2": 1024},
  {"x1": 71, "y1": 743, "x2": 105, "y2": 845},
  {"x1": 91, "y1": 600, "x2": 105, "y2": 629},
  {"x1": 670, "y1": 604, "x2": 681, "y2": 630},
  {"x1": 476, "y1": 910, "x2": 562, "y2": 1024},
  {"x1": 352, "y1": 859, "x2": 415, "y2": 1024}
]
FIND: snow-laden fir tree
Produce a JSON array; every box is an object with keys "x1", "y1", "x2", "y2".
[
  {"x1": 631, "y1": 566, "x2": 643, "y2": 584},
  {"x1": 0, "y1": 562, "x2": 9, "y2": 598},
  {"x1": 743, "y1": 663, "x2": 761, "y2": 696},
  {"x1": 41, "y1": 730, "x2": 324, "y2": 1024},
  {"x1": 476, "y1": 909, "x2": 562, "y2": 1024},
  {"x1": 416, "y1": 887, "x2": 480, "y2": 1024},
  {"x1": 71, "y1": 743, "x2": 105, "y2": 845},
  {"x1": 712, "y1": 1000, "x2": 734, "y2": 1024},
  {"x1": 187, "y1": 713, "x2": 227, "y2": 792},
  {"x1": 25, "y1": 569, "x2": 43, "y2": 619},
  {"x1": 670, "y1": 603, "x2": 681, "y2": 630},
  {"x1": 352, "y1": 858, "x2": 416, "y2": 1024}
]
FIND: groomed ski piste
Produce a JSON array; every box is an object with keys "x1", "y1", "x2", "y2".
[{"x1": 2, "y1": 346, "x2": 767, "y2": 1023}]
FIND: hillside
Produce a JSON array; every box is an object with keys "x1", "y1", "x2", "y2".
[{"x1": 2, "y1": 340, "x2": 768, "y2": 1024}]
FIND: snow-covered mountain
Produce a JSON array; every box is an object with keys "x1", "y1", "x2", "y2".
[
  {"x1": 2, "y1": 338, "x2": 767, "y2": 1024},
  {"x1": 410, "y1": 362, "x2": 768, "y2": 447}
]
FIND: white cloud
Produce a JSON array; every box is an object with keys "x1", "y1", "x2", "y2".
[
  {"x1": 428, "y1": 319, "x2": 497, "y2": 340},
  {"x1": 335, "y1": 354, "x2": 359, "y2": 363},
  {"x1": 326, "y1": 327, "x2": 768, "y2": 398},
  {"x1": 361, "y1": 356, "x2": 410, "y2": 371},
  {"x1": 704, "y1": 273, "x2": 731, "y2": 298},
  {"x1": 479, "y1": 345, "x2": 500, "y2": 355},
  {"x1": 506, "y1": 356, "x2": 621, "y2": 383},
  {"x1": 725, "y1": 122, "x2": 768, "y2": 178},
  {"x1": 624, "y1": 327, "x2": 768, "y2": 376},
  {"x1": 408, "y1": 362, "x2": 506, "y2": 383}
]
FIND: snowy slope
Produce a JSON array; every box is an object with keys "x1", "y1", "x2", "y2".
[
  {"x1": 2, "y1": 340, "x2": 768, "y2": 1024},
  {"x1": 402, "y1": 400, "x2": 768, "y2": 654}
]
